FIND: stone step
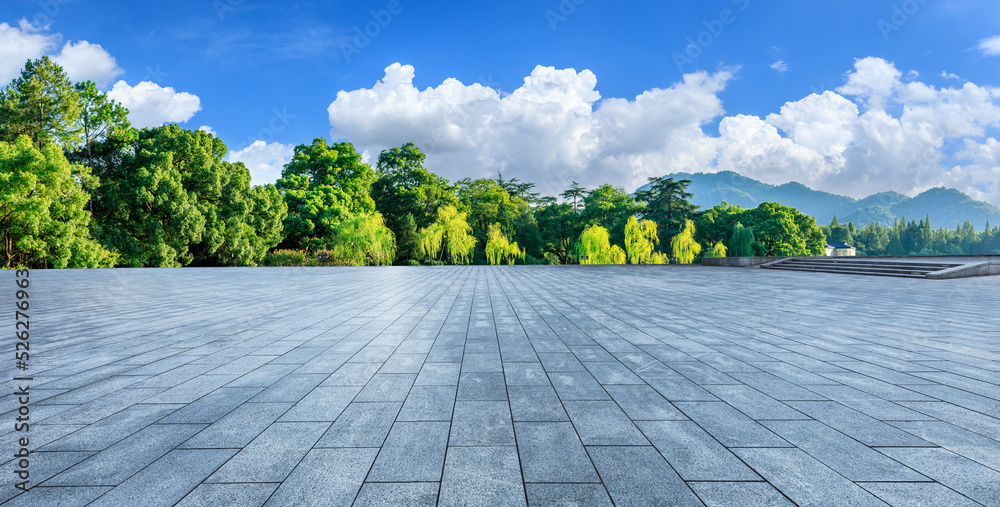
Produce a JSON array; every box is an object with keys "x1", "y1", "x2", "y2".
[
  {"x1": 780, "y1": 259, "x2": 961, "y2": 270},
  {"x1": 775, "y1": 262, "x2": 946, "y2": 274},
  {"x1": 765, "y1": 265, "x2": 929, "y2": 278}
]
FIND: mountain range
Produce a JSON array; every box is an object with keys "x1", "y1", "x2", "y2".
[{"x1": 638, "y1": 172, "x2": 1000, "y2": 230}]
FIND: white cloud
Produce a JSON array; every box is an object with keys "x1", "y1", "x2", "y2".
[
  {"x1": 977, "y1": 35, "x2": 1000, "y2": 56},
  {"x1": 52, "y1": 41, "x2": 123, "y2": 87},
  {"x1": 106, "y1": 80, "x2": 202, "y2": 129},
  {"x1": 228, "y1": 140, "x2": 294, "y2": 186},
  {"x1": 939, "y1": 71, "x2": 962, "y2": 81},
  {"x1": 770, "y1": 60, "x2": 789, "y2": 73},
  {"x1": 328, "y1": 60, "x2": 1000, "y2": 206},
  {"x1": 198, "y1": 125, "x2": 217, "y2": 136},
  {"x1": 0, "y1": 20, "x2": 57, "y2": 84}
]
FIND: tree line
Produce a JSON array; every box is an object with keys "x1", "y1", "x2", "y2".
[
  {"x1": 3, "y1": 57, "x2": 838, "y2": 269},
  {"x1": 822, "y1": 216, "x2": 1000, "y2": 257}
]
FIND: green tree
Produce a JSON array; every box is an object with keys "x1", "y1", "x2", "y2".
[
  {"x1": 624, "y1": 215, "x2": 660, "y2": 264},
  {"x1": 635, "y1": 176, "x2": 698, "y2": 243},
  {"x1": 371, "y1": 143, "x2": 460, "y2": 261},
  {"x1": 417, "y1": 205, "x2": 477, "y2": 264},
  {"x1": 578, "y1": 224, "x2": 624, "y2": 265},
  {"x1": 67, "y1": 80, "x2": 134, "y2": 169},
  {"x1": 743, "y1": 202, "x2": 826, "y2": 256},
  {"x1": 456, "y1": 177, "x2": 526, "y2": 262},
  {"x1": 534, "y1": 201, "x2": 584, "y2": 264},
  {"x1": 331, "y1": 211, "x2": 396, "y2": 266},
  {"x1": 496, "y1": 173, "x2": 541, "y2": 205},
  {"x1": 560, "y1": 181, "x2": 587, "y2": 212},
  {"x1": 580, "y1": 184, "x2": 644, "y2": 247},
  {"x1": 704, "y1": 241, "x2": 728, "y2": 258},
  {"x1": 728, "y1": 222, "x2": 755, "y2": 257},
  {"x1": 0, "y1": 57, "x2": 81, "y2": 149},
  {"x1": 93, "y1": 126, "x2": 285, "y2": 266},
  {"x1": 1, "y1": 137, "x2": 115, "y2": 268},
  {"x1": 277, "y1": 138, "x2": 375, "y2": 250},
  {"x1": 394, "y1": 213, "x2": 420, "y2": 263},
  {"x1": 486, "y1": 223, "x2": 524, "y2": 265},
  {"x1": 670, "y1": 219, "x2": 701, "y2": 264}
]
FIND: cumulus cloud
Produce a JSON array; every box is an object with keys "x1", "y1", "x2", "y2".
[
  {"x1": 0, "y1": 20, "x2": 57, "y2": 84},
  {"x1": 977, "y1": 35, "x2": 1000, "y2": 56},
  {"x1": 198, "y1": 125, "x2": 217, "y2": 136},
  {"x1": 0, "y1": 20, "x2": 122, "y2": 87},
  {"x1": 228, "y1": 140, "x2": 294, "y2": 186},
  {"x1": 106, "y1": 81, "x2": 202, "y2": 129},
  {"x1": 770, "y1": 60, "x2": 789, "y2": 73},
  {"x1": 328, "y1": 59, "x2": 1000, "y2": 206},
  {"x1": 329, "y1": 62, "x2": 729, "y2": 196},
  {"x1": 52, "y1": 41, "x2": 123, "y2": 87}
]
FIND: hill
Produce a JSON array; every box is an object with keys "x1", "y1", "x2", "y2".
[{"x1": 637, "y1": 172, "x2": 1000, "y2": 230}]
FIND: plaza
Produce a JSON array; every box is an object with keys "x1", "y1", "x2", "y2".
[{"x1": 3, "y1": 265, "x2": 1000, "y2": 505}]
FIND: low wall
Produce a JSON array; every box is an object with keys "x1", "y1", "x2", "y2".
[
  {"x1": 926, "y1": 262, "x2": 1000, "y2": 280},
  {"x1": 702, "y1": 257, "x2": 787, "y2": 267}
]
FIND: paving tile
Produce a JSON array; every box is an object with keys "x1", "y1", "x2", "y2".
[
  {"x1": 674, "y1": 401, "x2": 789, "y2": 447},
  {"x1": 88, "y1": 449, "x2": 235, "y2": 507},
  {"x1": 316, "y1": 401, "x2": 401, "y2": 447},
  {"x1": 279, "y1": 386, "x2": 360, "y2": 421},
  {"x1": 353, "y1": 374, "x2": 416, "y2": 403},
  {"x1": 158, "y1": 387, "x2": 262, "y2": 424},
  {"x1": 640, "y1": 372, "x2": 718, "y2": 401},
  {"x1": 264, "y1": 448, "x2": 378, "y2": 506},
  {"x1": 876, "y1": 447, "x2": 1000, "y2": 506},
  {"x1": 414, "y1": 362, "x2": 462, "y2": 386},
  {"x1": 44, "y1": 423, "x2": 205, "y2": 486},
  {"x1": 702, "y1": 384, "x2": 808, "y2": 421},
  {"x1": 637, "y1": 420, "x2": 760, "y2": 481},
  {"x1": 175, "y1": 483, "x2": 278, "y2": 507},
  {"x1": 733, "y1": 447, "x2": 889, "y2": 506},
  {"x1": 456, "y1": 372, "x2": 508, "y2": 401},
  {"x1": 502, "y1": 362, "x2": 551, "y2": 386},
  {"x1": 548, "y1": 371, "x2": 610, "y2": 401},
  {"x1": 355, "y1": 483, "x2": 439, "y2": 506},
  {"x1": 524, "y1": 483, "x2": 612, "y2": 506},
  {"x1": 439, "y1": 446, "x2": 526, "y2": 506},
  {"x1": 588, "y1": 445, "x2": 702, "y2": 506},
  {"x1": 689, "y1": 482, "x2": 794, "y2": 507},
  {"x1": 321, "y1": 362, "x2": 382, "y2": 387},
  {"x1": 3, "y1": 486, "x2": 111, "y2": 507},
  {"x1": 41, "y1": 403, "x2": 184, "y2": 452},
  {"x1": 179, "y1": 402, "x2": 290, "y2": 448},
  {"x1": 514, "y1": 422, "x2": 600, "y2": 483},
  {"x1": 807, "y1": 385, "x2": 937, "y2": 421},
  {"x1": 858, "y1": 482, "x2": 980, "y2": 507},
  {"x1": 563, "y1": 400, "x2": 647, "y2": 445},
  {"x1": 762, "y1": 420, "x2": 926, "y2": 481},
  {"x1": 603, "y1": 384, "x2": 687, "y2": 421},
  {"x1": 206, "y1": 422, "x2": 329, "y2": 483},
  {"x1": 250, "y1": 373, "x2": 327, "y2": 403},
  {"x1": 508, "y1": 385, "x2": 568, "y2": 422},
  {"x1": 788, "y1": 401, "x2": 933, "y2": 447},
  {"x1": 368, "y1": 421, "x2": 450, "y2": 482},
  {"x1": 398, "y1": 385, "x2": 457, "y2": 421},
  {"x1": 450, "y1": 400, "x2": 516, "y2": 446}
]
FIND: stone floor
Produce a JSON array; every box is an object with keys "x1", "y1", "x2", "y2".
[{"x1": 2, "y1": 265, "x2": 999, "y2": 506}]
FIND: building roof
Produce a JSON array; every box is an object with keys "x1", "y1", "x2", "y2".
[{"x1": 826, "y1": 242, "x2": 855, "y2": 249}]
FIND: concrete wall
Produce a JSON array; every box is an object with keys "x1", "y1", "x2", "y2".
[{"x1": 702, "y1": 257, "x2": 787, "y2": 267}]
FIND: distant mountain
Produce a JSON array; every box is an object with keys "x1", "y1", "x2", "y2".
[{"x1": 637, "y1": 172, "x2": 1000, "y2": 230}]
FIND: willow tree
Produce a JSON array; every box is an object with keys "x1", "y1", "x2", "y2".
[
  {"x1": 418, "y1": 205, "x2": 476, "y2": 264},
  {"x1": 670, "y1": 219, "x2": 701, "y2": 264},
  {"x1": 331, "y1": 211, "x2": 396, "y2": 266},
  {"x1": 728, "y1": 222, "x2": 755, "y2": 257},
  {"x1": 486, "y1": 222, "x2": 524, "y2": 265},
  {"x1": 624, "y1": 215, "x2": 659, "y2": 264},
  {"x1": 578, "y1": 224, "x2": 624, "y2": 265},
  {"x1": 704, "y1": 241, "x2": 728, "y2": 258}
]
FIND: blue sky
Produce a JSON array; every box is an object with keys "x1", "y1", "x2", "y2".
[{"x1": 3, "y1": 0, "x2": 1000, "y2": 204}]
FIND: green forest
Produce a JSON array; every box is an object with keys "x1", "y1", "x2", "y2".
[{"x1": 3, "y1": 58, "x2": 996, "y2": 270}]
